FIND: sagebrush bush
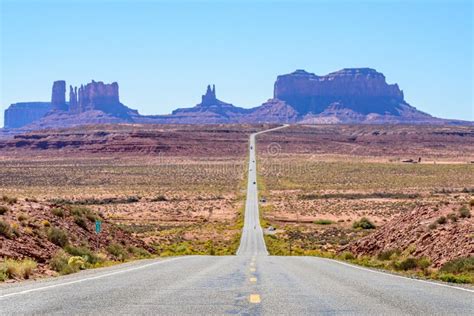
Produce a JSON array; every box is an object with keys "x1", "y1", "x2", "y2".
[
  {"x1": 0, "y1": 220, "x2": 13, "y2": 238},
  {"x1": 0, "y1": 205, "x2": 9, "y2": 215},
  {"x1": 394, "y1": 257, "x2": 418, "y2": 271},
  {"x1": 339, "y1": 251, "x2": 355, "y2": 260},
  {"x1": 440, "y1": 256, "x2": 474, "y2": 274},
  {"x1": 50, "y1": 251, "x2": 76, "y2": 275},
  {"x1": 65, "y1": 245, "x2": 101, "y2": 264},
  {"x1": 1, "y1": 195, "x2": 17, "y2": 204},
  {"x1": 436, "y1": 216, "x2": 447, "y2": 224},
  {"x1": 107, "y1": 243, "x2": 129, "y2": 261},
  {"x1": 0, "y1": 259, "x2": 37, "y2": 279},
  {"x1": 447, "y1": 213, "x2": 458, "y2": 222},
  {"x1": 458, "y1": 206, "x2": 471, "y2": 218},
  {"x1": 51, "y1": 208, "x2": 65, "y2": 217},
  {"x1": 127, "y1": 246, "x2": 151, "y2": 258},
  {"x1": 74, "y1": 216, "x2": 88, "y2": 230},
  {"x1": 17, "y1": 213, "x2": 28, "y2": 222},
  {"x1": 377, "y1": 249, "x2": 400, "y2": 261},
  {"x1": 352, "y1": 217, "x2": 376, "y2": 229},
  {"x1": 47, "y1": 227, "x2": 68, "y2": 247},
  {"x1": 438, "y1": 273, "x2": 473, "y2": 284}
]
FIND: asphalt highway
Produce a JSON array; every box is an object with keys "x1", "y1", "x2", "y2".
[{"x1": 1, "y1": 125, "x2": 473, "y2": 315}]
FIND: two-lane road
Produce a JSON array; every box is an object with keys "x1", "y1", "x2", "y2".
[{"x1": 1, "y1": 125, "x2": 473, "y2": 315}]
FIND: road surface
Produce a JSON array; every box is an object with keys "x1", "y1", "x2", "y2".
[{"x1": 1, "y1": 125, "x2": 473, "y2": 315}]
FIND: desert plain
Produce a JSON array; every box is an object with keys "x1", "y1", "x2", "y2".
[{"x1": 0, "y1": 123, "x2": 473, "y2": 283}]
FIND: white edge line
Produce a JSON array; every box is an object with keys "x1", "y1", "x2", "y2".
[
  {"x1": 323, "y1": 257, "x2": 474, "y2": 294},
  {"x1": 0, "y1": 256, "x2": 187, "y2": 299}
]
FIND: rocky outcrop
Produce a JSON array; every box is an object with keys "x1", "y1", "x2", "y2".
[
  {"x1": 4, "y1": 102, "x2": 52, "y2": 128},
  {"x1": 274, "y1": 68, "x2": 409, "y2": 116},
  {"x1": 242, "y1": 99, "x2": 299, "y2": 123},
  {"x1": 51, "y1": 80, "x2": 67, "y2": 111},
  {"x1": 69, "y1": 81, "x2": 136, "y2": 119},
  {"x1": 342, "y1": 204, "x2": 474, "y2": 267},
  {"x1": 163, "y1": 85, "x2": 248, "y2": 123}
]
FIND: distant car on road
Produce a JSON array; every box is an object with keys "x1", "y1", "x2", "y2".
[{"x1": 253, "y1": 181, "x2": 256, "y2": 185}]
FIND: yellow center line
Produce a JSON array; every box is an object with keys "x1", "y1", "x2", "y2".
[
  {"x1": 250, "y1": 267, "x2": 256, "y2": 272},
  {"x1": 249, "y1": 294, "x2": 261, "y2": 304},
  {"x1": 250, "y1": 277, "x2": 257, "y2": 283}
]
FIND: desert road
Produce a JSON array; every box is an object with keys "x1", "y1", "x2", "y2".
[{"x1": 1, "y1": 126, "x2": 473, "y2": 315}]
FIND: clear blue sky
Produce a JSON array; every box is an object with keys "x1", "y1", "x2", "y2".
[{"x1": 1, "y1": 0, "x2": 472, "y2": 126}]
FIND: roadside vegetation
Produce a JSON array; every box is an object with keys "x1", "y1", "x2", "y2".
[{"x1": 0, "y1": 200, "x2": 151, "y2": 282}]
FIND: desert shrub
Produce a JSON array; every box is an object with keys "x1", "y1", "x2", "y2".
[
  {"x1": 65, "y1": 245, "x2": 101, "y2": 264},
  {"x1": 50, "y1": 251, "x2": 73, "y2": 274},
  {"x1": 71, "y1": 206, "x2": 97, "y2": 223},
  {"x1": 416, "y1": 257, "x2": 432, "y2": 270},
  {"x1": 377, "y1": 249, "x2": 400, "y2": 261},
  {"x1": 428, "y1": 223, "x2": 437, "y2": 230},
  {"x1": 107, "y1": 243, "x2": 129, "y2": 261},
  {"x1": 436, "y1": 216, "x2": 447, "y2": 225},
  {"x1": 85, "y1": 212, "x2": 97, "y2": 222},
  {"x1": 469, "y1": 199, "x2": 474, "y2": 207},
  {"x1": 0, "y1": 206, "x2": 9, "y2": 215},
  {"x1": 438, "y1": 273, "x2": 473, "y2": 284},
  {"x1": 0, "y1": 220, "x2": 13, "y2": 238},
  {"x1": 25, "y1": 197, "x2": 38, "y2": 203},
  {"x1": 17, "y1": 213, "x2": 28, "y2": 222},
  {"x1": 0, "y1": 269, "x2": 7, "y2": 282},
  {"x1": 447, "y1": 213, "x2": 458, "y2": 223},
  {"x1": 74, "y1": 216, "x2": 88, "y2": 230},
  {"x1": 47, "y1": 227, "x2": 69, "y2": 247},
  {"x1": 352, "y1": 217, "x2": 376, "y2": 229},
  {"x1": 1, "y1": 195, "x2": 17, "y2": 204},
  {"x1": 440, "y1": 256, "x2": 474, "y2": 274},
  {"x1": 68, "y1": 256, "x2": 86, "y2": 270},
  {"x1": 19, "y1": 259, "x2": 37, "y2": 279},
  {"x1": 339, "y1": 251, "x2": 355, "y2": 260},
  {"x1": 127, "y1": 246, "x2": 151, "y2": 258},
  {"x1": 41, "y1": 220, "x2": 51, "y2": 227},
  {"x1": 394, "y1": 257, "x2": 418, "y2": 271},
  {"x1": 314, "y1": 219, "x2": 334, "y2": 225},
  {"x1": 458, "y1": 206, "x2": 471, "y2": 218},
  {"x1": 51, "y1": 208, "x2": 65, "y2": 218},
  {"x1": 71, "y1": 206, "x2": 86, "y2": 216},
  {"x1": 1, "y1": 259, "x2": 37, "y2": 279}
]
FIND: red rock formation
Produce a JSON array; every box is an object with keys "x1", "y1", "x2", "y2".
[
  {"x1": 51, "y1": 80, "x2": 67, "y2": 111},
  {"x1": 77, "y1": 81, "x2": 120, "y2": 111},
  {"x1": 69, "y1": 85, "x2": 78, "y2": 112},
  {"x1": 274, "y1": 69, "x2": 407, "y2": 115}
]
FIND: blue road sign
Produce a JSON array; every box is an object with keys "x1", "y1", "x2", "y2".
[{"x1": 95, "y1": 220, "x2": 102, "y2": 234}]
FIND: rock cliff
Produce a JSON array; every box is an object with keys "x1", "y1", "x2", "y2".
[{"x1": 4, "y1": 102, "x2": 52, "y2": 128}]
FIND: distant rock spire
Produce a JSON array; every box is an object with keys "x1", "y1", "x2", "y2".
[
  {"x1": 201, "y1": 84, "x2": 217, "y2": 106},
  {"x1": 69, "y1": 85, "x2": 78, "y2": 112},
  {"x1": 51, "y1": 80, "x2": 67, "y2": 111}
]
